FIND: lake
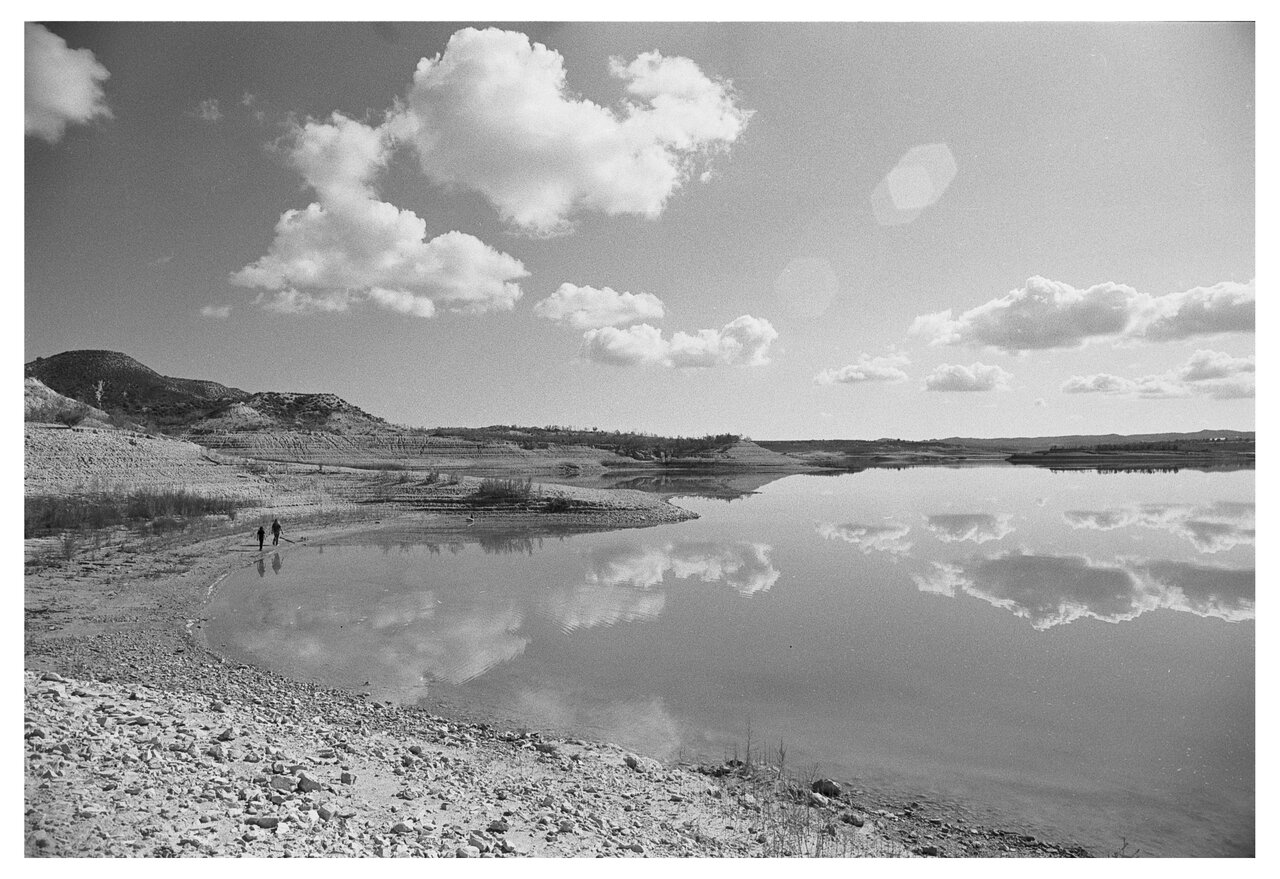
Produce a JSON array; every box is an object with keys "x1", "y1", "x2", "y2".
[{"x1": 205, "y1": 466, "x2": 1254, "y2": 856}]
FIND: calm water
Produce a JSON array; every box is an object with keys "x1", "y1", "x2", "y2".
[{"x1": 205, "y1": 467, "x2": 1254, "y2": 856}]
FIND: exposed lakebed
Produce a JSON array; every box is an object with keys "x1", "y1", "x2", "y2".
[{"x1": 205, "y1": 466, "x2": 1254, "y2": 856}]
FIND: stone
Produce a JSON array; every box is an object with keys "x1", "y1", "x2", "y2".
[
  {"x1": 317, "y1": 803, "x2": 337, "y2": 821},
  {"x1": 468, "y1": 832, "x2": 490, "y2": 852},
  {"x1": 807, "y1": 791, "x2": 829, "y2": 807},
  {"x1": 340, "y1": 771, "x2": 356, "y2": 784},
  {"x1": 487, "y1": 818, "x2": 509, "y2": 834},
  {"x1": 455, "y1": 845, "x2": 480, "y2": 858},
  {"x1": 296, "y1": 772, "x2": 324, "y2": 793},
  {"x1": 391, "y1": 821, "x2": 415, "y2": 835},
  {"x1": 216, "y1": 727, "x2": 236, "y2": 742},
  {"x1": 249, "y1": 816, "x2": 280, "y2": 829},
  {"x1": 269, "y1": 775, "x2": 295, "y2": 791},
  {"x1": 812, "y1": 778, "x2": 842, "y2": 798},
  {"x1": 917, "y1": 845, "x2": 940, "y2": 857},
  {"x1": 840, "y1": 812, "x2": 865, "y2": 828},
  {"x1": 40, "y1": 672, "x2": 67, "y2": 683}
]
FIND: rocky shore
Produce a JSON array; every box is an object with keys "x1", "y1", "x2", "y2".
[{"x1": 25, "y1": 493, "x2": 1091, "y2": 858}]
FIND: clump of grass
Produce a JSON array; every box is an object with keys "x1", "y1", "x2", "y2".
[
  {"x1": 475, "y1": 477, "x2": 533, "y2": 500},
  {"x1": 25, "y1": 488, "x2": 242, "y2": 538},
  {"x1": 542, "y1": 495, "x2": 576, "y2": 513}
]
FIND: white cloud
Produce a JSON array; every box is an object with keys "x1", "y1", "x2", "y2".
[
  {"x1": 232, "y1": 113, "x2": 528, "y2": 317},
  {"x1": 582, "y1": 315, "x2": 778, "y2": 368},
  {"x1": 1062, "y1": 349, "x2": 1254, "y2": 400},
  {"x1": 910, "y1": 277, "x2": 1255, "y2": 352},
  {"x1": 200, "y1": 304, "x2": 232, "y2": 319},
  {"x1": 534, "y1": 283, "x2": 665, "y2": 329},
  {"x1": 815, "y1": 352, "x2": 909, "y2": 385},
  {"x1": 25, "y1": 23, "x2": 112, "y2": 143},
  {"x1": 192, "y1": 98, "x2": 223, "y2": 123},
  {"x1": 923, "y1": 362, "x2": 1012, "y2": 392},
  {"x1": 387, "y1": 27, "x2": 750, "y2": 234},
  {"x1": 1129, "y1": 280, "x2": 1255, "y2": 342}
]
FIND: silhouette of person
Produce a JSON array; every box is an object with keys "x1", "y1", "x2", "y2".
[
  {"x1": 256, "y1": 558, "x2": 265, "y2": 578},
  {"x1": 271, "y1": 519, "x2": 282, "y2": 546},
  {"x1": 271, "y1": 553, "x2": 282, "y2": 575},
  {"x1": 256, "y1": 526, "x2": 265, "y2": 552}
]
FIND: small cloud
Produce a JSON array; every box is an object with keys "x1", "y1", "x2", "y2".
[
  {"x1": 148, "y1": 255, "x2": 173, "y2": 267},
  {"x1": 25, "y1": 23, "x2": 112, "y2": 143},
  {"x1": 1062, "y1": 349, "x2": 1254, "y2": 400},
  {"x1": 200, "y1": 304, "x2": 232, "y2": 319},
  {"x1": 815, "y1": 352, "x2": 910, "y2": 385},
  {"x1": 923, "y1": 362, "x2": 1011, "y2": 392},
  {"x1": 1034, "y1": 398, "x2": 1047, "y2": 407},
  {"x1": 581, "y1": 315, "x2": 778, "y2": 369},
  {"x1": 533, "y1": 283, "x2": 665, "y2": 329},
  {"x1": 191, "y1": 98, "x2": 223, "y2": 123}
]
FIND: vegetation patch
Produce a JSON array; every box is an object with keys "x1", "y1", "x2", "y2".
[{"x1": 25, "y1": 488, "x2": 241, "y2": 538}]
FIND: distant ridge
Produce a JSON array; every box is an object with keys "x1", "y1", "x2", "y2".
[{"x1": 932, "y1": 429, "x2": 1254, "y2": 451}]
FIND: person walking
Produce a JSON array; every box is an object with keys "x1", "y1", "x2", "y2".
[
  {"x1": 256, "y1": 525, "x2": 265, "y2": 552},
  {"x1": 271, "y1": 518, "x2": 282, "y2": 546}
]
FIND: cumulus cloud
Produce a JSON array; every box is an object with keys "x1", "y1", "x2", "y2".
[
  {"x1": 1129, "y1": 280, "x2": 1256, "y2": 342},
  {"x1": 911, "y1": 552, "x2": 1253, "y2": 629},
  {"x1": 25, "y1": 23, "x2": 112, "y2": 143},
  {"x1": 1063, "y1": 501, "x2": 1254, "y2": 554},
  {"x1": 814, "y1": 352, "x2": 910, "y2": 385},
  {"x1": 910, "y1": 277, "x2": 1255, "y2": 352},
  {"x1": 582, "y1": 315, "x2": 778, "y2": 368},
  {"x1": 386, "y1": 27, "x2": 750, "y2": 234},
  {"x1": 923, "y1": 362, "x2": 1011, "y2": 392},
  {"x1": 924, "y1": 513, "x2": 1014, "y2": 544},
  {"x1": 533, "y1": 283, "x2": 665, "y2": 329},
  {"x1": 232, "y1": 113, "x2": 528, "y2": 317},
  {"x1": 1062, "y1": 349, "x2": 1254, "y2": 400},
  {"x1": 816, "y1": 521, "x2": 913, "y2": 556},
  {"x1": 200, "y1": 304, "x2": 232, "y2": 319}
]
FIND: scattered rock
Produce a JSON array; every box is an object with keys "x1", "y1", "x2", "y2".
[{"x1": 812, "y1": 778, "x2": 842, "y2": 798}]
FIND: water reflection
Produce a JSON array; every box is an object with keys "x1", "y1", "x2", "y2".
[
  {"x1": 912, "y1": 552, "x2": 1254, "y2": 629},
  {"x1": 924, "y1": 513, "x2": 1014, "y2": 544},
  {"x1": 211, "y1": 538, "x2": 778, "y2": 690},
  {"x1": 1063, "y1": 501, "x2": 1254, "y2": 553},
  {"x1": 817, "y1": 521, "x2": 913, "y2": 556},
  {"x1": 584, "y1": 541, "x2": 779, "y2": 595}
]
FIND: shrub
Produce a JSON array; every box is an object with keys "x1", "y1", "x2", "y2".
[
  {"x1": 543, "y1": 496, "x2": 575, "y2": 513},
  {"x1": 474, "y1": 477, "x2": 533, "y2": 500}
]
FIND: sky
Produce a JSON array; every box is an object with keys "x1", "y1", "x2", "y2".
[{"x1": 23, "y1": 19, "x2": 1255, "y2": 440}]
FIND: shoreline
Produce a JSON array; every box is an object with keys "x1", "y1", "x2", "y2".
[{"x1": 26, "y1": 487, "x2": 1092, "y2": 858}]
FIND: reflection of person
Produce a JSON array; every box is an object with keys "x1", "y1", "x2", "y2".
[
  {"x1": 256, "y1": 558, "x2": 265, "y2": 578},
  {"x1": 271, "y1": 519, "x2": 282, "y2": 546},
  {"x1": 271, "y1": 553, "x2": 282, "y2": 575},
  {"x1": 256, "y1": 526, "x2": 265, "y2": 552}
]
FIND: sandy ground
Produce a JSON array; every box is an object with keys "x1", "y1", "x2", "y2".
[{"x1": 24, "y1": 428, "x2": 1090, "y2": 858}]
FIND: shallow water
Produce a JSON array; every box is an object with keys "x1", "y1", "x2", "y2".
[{"x1": 206, "y1": 466, "x2": 1254, "y2": 856}]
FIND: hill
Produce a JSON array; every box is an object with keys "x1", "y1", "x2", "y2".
[{"x1": 24, "y1": 350, "x2": 385, "y2": 433}]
